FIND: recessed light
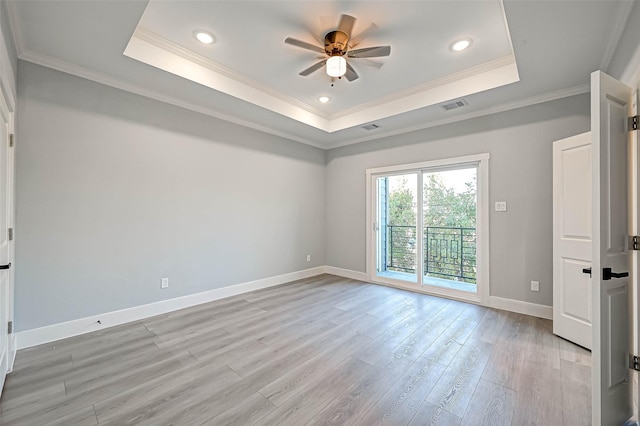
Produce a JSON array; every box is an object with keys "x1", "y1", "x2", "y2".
[
  {"x1": 194, "y1": 30, "x2": 215, "y2": 45},
  {"x1": 451, "y1": 38, "x2": 472, "y2": 52},
  {"x1": 318, "y1": 96, "x2": 331, "y2": 103}
]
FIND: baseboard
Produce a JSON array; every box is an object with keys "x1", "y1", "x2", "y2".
[
  {"x1": 324, "y1": 266, "x2": 552, "y2": 320},
  {"x1": 488, "y1": 296, "x2": 552, "y2": 320},
  {"x1": 7, "y1": 335, "x2": 16, "y2": 373},
  {"x1": 16, "y1": 266, "x2": 325, "y2": 350},
  {"x1": 16, "y1": 265, "x2": 553, "y2": 349},
  {"x1": 323, "y1": 266, "x2": 369, "y2": 281}
]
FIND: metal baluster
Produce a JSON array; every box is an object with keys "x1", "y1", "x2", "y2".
[
  {"x1": 460, "y1": 227, "x2": 464, "y2": 280},
  {"x1": 389, "y1": 225, "x2": 393, "y2": 269}
]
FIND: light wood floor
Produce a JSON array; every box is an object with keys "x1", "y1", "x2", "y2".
[{"x1": 0, "y1": 274, "x2": 591, "y2": 425}]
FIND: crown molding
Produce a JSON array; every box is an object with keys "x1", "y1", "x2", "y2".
[
  {"x1": 323, "y1": 83, "x2": 590, "y2": 149},
  {"x1": 327, "y1": 55, "x2": 519, "y2": 132},
  {"x1": 18, "y1": 49, "x2": 325, "y2": 149},
  {"x1": 17, "y1": 48, "x2": 589, "y2": 152},
  {"x1": 331, "y1": 55, "x2": 517, "y2": 120},
  {"x1": 133, "y1": 28, "x2": 328, "y2": 119}
]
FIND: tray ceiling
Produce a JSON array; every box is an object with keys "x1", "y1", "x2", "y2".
[{"x1": 6, "y1": 0, "x2": 635, "y2": 148}]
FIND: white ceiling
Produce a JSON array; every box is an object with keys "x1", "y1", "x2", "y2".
[{"x1": 6, "y1": 1, "x2": 635, "y2": 149}]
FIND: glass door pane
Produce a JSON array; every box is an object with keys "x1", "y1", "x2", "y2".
[
  {"x1": 422, "y1": 166, "x2": 477, "y2": 293},
  {"x1": 376, "y1": 173, "x2": 418, "y2": 283}
]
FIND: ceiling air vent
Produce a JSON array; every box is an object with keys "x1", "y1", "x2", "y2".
[
  {"x1": 362, "y1": 123, "x2": 381, "y2": 131},
  {"x1": 440, "y1": 99, "x2": 468, "y2": 111}
]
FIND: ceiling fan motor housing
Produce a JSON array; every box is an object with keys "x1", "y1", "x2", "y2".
[{"x1": 324, "y1": 30, "x2": 349, "y2": 56}]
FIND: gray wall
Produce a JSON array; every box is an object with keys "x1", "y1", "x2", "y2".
[
  {"x1": 0, "y1": 0, "x2": 17, "y2": 82},
  {"x1": 15, "y1": 62, "x2": 326, "y2": 331},
  {"x1": 325, "y1": 94, "x2": 590, "y2": 307},
  {"x1": 607, "y1": 1, "x2": 640, "y2": 81}
]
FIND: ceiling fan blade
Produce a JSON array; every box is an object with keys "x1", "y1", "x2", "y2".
[
  {"x1": 350, "y1": 23, "x2": 378, "y2": 48},
  {"x1": 348, "y1": 45, "x2": 391, "y2": 58},
  {"x1": 337, "y1": 14, "x2": 356, "y2": 39},
  {"x1": 344, "y1": 62, "x2": 359, "y2": 82},
  {"x1": 285, "y1": 37, "x2": 325, "y2": 54},
  {"x1": 299, "y1": 60, "x2": 326, "y2": 76}
]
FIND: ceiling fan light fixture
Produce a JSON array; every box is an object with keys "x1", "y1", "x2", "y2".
[
  {"x1": 318, "y1": 96, "x2": 331, "y2": 103},
  {"x1": 194, "y1": 30, "x2": 215, "y2": 45},
  {"x1": 326, "y1": 56, "x2": 347, "y2": 77},
  {"x1": 451, "y1": 38, "x2": 472, "y2": 52}
]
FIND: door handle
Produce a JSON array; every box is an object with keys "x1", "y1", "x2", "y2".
[
  {"x1": 582, "y1": 267, "x2": 591, "y2": 277},
  {"x1": 0, "y1": 263, "x2": 11, "y2": 270},
  {"x1": 603, "y1": 267, "x2": 629, "y2": 280}
]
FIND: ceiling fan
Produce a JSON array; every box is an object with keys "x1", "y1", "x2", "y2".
[{"x1": 284, "y1": 14, "x2": 391, "y2": 82}]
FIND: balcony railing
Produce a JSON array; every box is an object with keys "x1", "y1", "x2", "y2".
[{"x1": 386, "y1": 225, "x2": 477, "y2": 283}]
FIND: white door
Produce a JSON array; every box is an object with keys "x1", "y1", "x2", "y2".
[
  {"x1": 553, "y1": 132, "x2": 593, "y2": 349},
  {"x1": 591, "y1": 70, "x2": 633, "y2": 426}
]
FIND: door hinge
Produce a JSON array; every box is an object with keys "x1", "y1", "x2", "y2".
[
  {"x1": 7, "y1": 321, "x2": 12, "y2": 335},
  {"x1": 8, "y1": 228, "x2": 13, "y2": 241},
  {"x1": 630, "y1": 354, "x2": 640, "y2": 371},
  {"x1": 9, "y1": 134, "x2": 13, "y2": 147},
  {"x1": 630, "y1": 115, "x2": 639, "y2": 131},
  {"x1": 631, "y1": 235, "x2": 640, "y2": 250}
]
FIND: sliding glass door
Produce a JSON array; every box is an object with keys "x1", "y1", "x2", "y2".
[{"x1": 368, "y1": 154, "x2": 488, "y2": 302}]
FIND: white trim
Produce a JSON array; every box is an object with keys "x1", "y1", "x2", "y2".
[
  {"x1": 323, "y1": 266, "x2": 368, "y2": 282},
  {"x1": 325, "y1": 84, "x2": 590, "y2": 149},
  {"x1": 16, "y1": 266, "x2": 324, "y2": 349},
  {"x1": 489, "y1": 296, "x2": 553, "y2": 320},
  {"x1": 17, "y1": 50, "x2": 323, "y2": 149},
  {"x1": 326, "y1": 265, "x2": 552, "y2": 319},
  {"x1": 365, "y1": 153, "x2": 490, "y2": 305},
  {"x1": 15, "y1": 265, "x2": 554, "y2": 350},
  {"x1": 7, "y1": 335, "x2": 15, "y2": 373},
  {"x1": 365, "y1": 153, "x2": 490, "y2": 176},
  {"x1": 14, "y1": 49, "x2": 588, "y2": 150}
]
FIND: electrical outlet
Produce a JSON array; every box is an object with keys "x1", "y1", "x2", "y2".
[
  {"x1": 531, "y1": 280, "x2": 540, "y2": 292},
  {"x1": 306, "y1": 254, "x2": 311, "y2": 262},
  {"x1": 495, "y1": 201, "x2": 507, "y2": 212},
  {"x1": 161, "y1": 278, "x2": 169, "y2": 289}
]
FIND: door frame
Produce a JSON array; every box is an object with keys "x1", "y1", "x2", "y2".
[
  {"x1": 365, "y1": 153, "x2": 490, "y2": 305},
  {"x1": 0, "y1": 61, "x2": 15, "y2": 385}
]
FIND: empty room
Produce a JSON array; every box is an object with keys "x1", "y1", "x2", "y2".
[{"x1": 0, "y1": 0, "x2": 639, "y2": 425}]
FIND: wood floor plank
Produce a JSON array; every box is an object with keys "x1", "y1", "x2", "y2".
[
  {"x1": 461, "y1": 379, "x2": 515, "y2": 426},
  {"x1": 558, "y1": 336, "x2": 592, "y2": 367},
  {"x1": 352, "y1": 314, "x2": 426, "y2": 365},
  {"x1": 481, "y1": 312, "x2": 533, "y2": 390},
  {"x1": 307, "y1": 352, "x2": 413, "y2": 425},
  {"x1": 357, "y1": 358, "x2": 447, "y2": 425},
  {"x1": 512, "y1": 359, "x2": 564, "y2": 426},
  {"x1": 257, "y1": 356, "x2": 372, "y2": 426},
  {"x1": 258, "y1": 331, "x2": 372, "y2": 406},
  {"x1": 408, "y1": 400, "x2": 462, "y2": 426},
  {"x1": 426, "y1": 339, "x2": 493, "y2": 417},
  {"x1": 560, "y1": 359, "x2": 591, "y2": 426},
  {"x1": 94, "y1": 362, "x2": 240, "y2": 423},
  {"x1": 468, "y1": 308, "x2": 510, "y2": 344},
  {"x1": 525, "y1": 317, "x2": 561, "y2": 370},
  {"x1": 204, "y1": 391, "x2": 276, "y2": 426},
  {"x1": 134, "y1": 352, "x2": 309, "y2": 426}
]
